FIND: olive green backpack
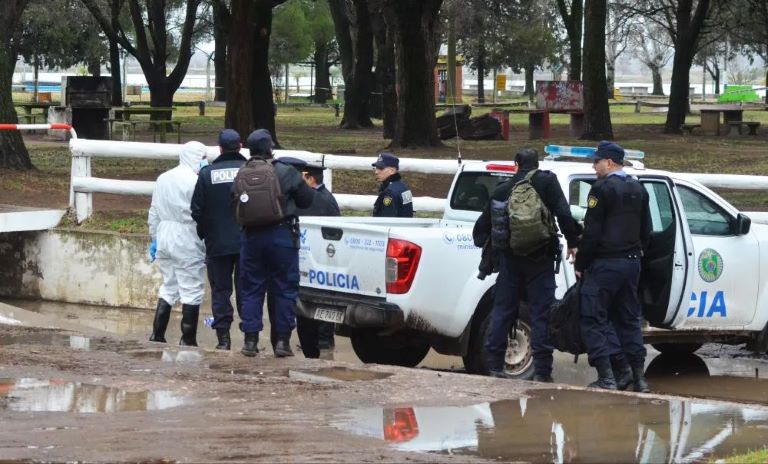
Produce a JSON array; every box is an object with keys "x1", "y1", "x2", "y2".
[{"x1": 507, "y1": 169, "x2": 556, "y2": 255}]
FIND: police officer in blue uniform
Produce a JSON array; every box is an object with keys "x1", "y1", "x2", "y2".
[
  {"x1": 239, "y1": 129, "x2": 315, "y2": 358},
  {"x1": 372, "y1": 152, "x2": 413, "y2": 218},
  {"x1": 264, "y1": 159, "x2": 340, "y2": 357},
  {"x1": 191, "y1": 129, "x2": 247, "y2": 350},
  {"x1": 473, "y1": 148, "x2": 580, "y2": 381},
  {"x1": 575, "y1": 141, "x2": 651, "y2": 392}
]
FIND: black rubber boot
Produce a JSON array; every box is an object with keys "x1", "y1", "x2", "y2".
[
  {"x1": 588, "y1": 358, "x2": 617, "y2": 390},
  {"x1": 533, "y1": 373, "x2": 554, "y2": 383},
  {"x1": 632, "y1": 365, "x2": 650, "y2": 393},
  {"x1": 489, "y1": 370, "x2": 512, "y2": 379},
  {"x1": 241, "y1": 333, "x2": 259, "y2": 357},
  {"x1": 274, "y1": 337, "x2": 295, "y2": 358},
  {"x1": 178, "y1": 304, "x2": 199, "y2": 347},
  {"x1": 149, "y1": 298, "x2": 172, "y2": 343},
  {"x1": 611, "y1": 355, "x2": 633, "y2": 391},
  {"x1": 215, "y1": 329, "x2": 231, "y2": 351}
]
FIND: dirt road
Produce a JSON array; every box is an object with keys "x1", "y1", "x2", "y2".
[{"x1": 2, "y1": 302, "x2": 768, "y2": 463}]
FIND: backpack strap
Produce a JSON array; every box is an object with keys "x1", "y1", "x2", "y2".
[{"x1": 513, "y1": 169, "x2": 538, "y2": 188}]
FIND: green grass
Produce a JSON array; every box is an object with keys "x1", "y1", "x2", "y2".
[
  {"x1": 60, "y1": 210, "x2": 149, "y2": 234},
  {"x1": 720, "y1": 448, "x2": 768, "y2": 463}
]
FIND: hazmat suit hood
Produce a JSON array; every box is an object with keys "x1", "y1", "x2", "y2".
[{"x1": 180, "y1": 141, "x2": 207, "y2": 173}]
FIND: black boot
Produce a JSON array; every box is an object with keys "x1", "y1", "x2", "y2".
[
  {"x1": 215, "y1": 329, "x2": 231, "y2": 350},
  {"x1": 241, "y1": 333, "x2": 259, "y2": 357},
  {"x1": 533, "y1": 373, "x2": 554, "y2": 383},
  {"x1": 179, "y1": 304, "x2": 199, "y2": 347},
  {"x1": 274, "y1": 336, "x2": 294, "y2": 358},
  {"x1": 632, "y1": 365, "x2": 650, "y2": 393},
  {"x1": 149, "y1": 298, "x2": 172, "y2": 343},
  {"x1": 611, "y1": 355, "x2": 633, "y2": 391},
  {"x1": 588, "y1": 358, "x2": 617, "y2": 390}
]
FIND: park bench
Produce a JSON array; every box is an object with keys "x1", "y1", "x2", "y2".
[
  {"x1": 725, "y1": 120, "x2": 761, "y2": 135},
  {"x1": 107, "y1": 106, "x2": 178, "y2": 142},
  {"x1": 16, "y1": 114, "x2": 44, "y2": 124},
  {"x1": 681, "y1": 123, "x2": 701, "y2": 135}
]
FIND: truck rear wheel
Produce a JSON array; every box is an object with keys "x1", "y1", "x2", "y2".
[
  {"x1": 350, "y1": 330, "x2": 431, "y2": 368},
  {"x1": 651, "y1": 343, "x2": 703, "y2": 355},
  {"x1": 463, "y1": 304, "x2": 535, "y2": 380}
]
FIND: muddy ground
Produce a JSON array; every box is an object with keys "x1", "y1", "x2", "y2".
[{"x1": 2, "y1": 302, "x2": 768, "y2": 463}]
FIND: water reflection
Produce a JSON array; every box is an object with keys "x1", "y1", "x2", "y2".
[
  {"x1": 0, "y1": 331, "x2": 143, "y2": 352},
  {"x1": 0, "y1": 378, "x2": 185, "y2": 413},
  {"x1": 336, "y1": 389, "x2": 768, "y2": 463}
]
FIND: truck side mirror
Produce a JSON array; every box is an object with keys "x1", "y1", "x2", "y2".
[{"x1": 735, "y1": 213, "x2": 751, "y2": 235}]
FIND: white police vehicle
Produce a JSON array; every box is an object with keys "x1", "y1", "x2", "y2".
[{"x1": 297, "y1": 145, "x2": 768, "y2": 378}]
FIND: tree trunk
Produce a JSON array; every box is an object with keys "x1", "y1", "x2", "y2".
[
  {"x1": 664, "y1": 0, "x2": 711, "y2": 134},
  {"x1": 225, "y1": 0, "x2": 255, "y2": 137},
  {"x1": 581, "y1": 0, "x2": 612, "y2": 140},
  {"x1": 371, "y1": 0, "x2": 396, "y2": 138},
  {"x1": 108, "y1": 37, "x2": 123, "y2": 106},
  {"x1": 524, "y1": 65, "x2": 534, "y2": 101},
  {"x1": 386, "y1": 0, "x2": 442, "y2": 148},
  {"x1": 88, "y1": 60, "x2": 101, "y2": 77},
  {"x1": 650, "y1": 65, "x2": 664, "y2": 95},
  {"x1": 212, "y1": 0, "x2": 229, "y2": 102},
  {"x1": 713, "y1": 66, "x2": 720, "y2": 95},
  {"x1": 340, "y1": 0, "x2": 374, "y2": 129},
  {"x1": 606, "y1": 61, "x2": 615, "y2": 100},
  {"x1": 33, "y1": 57, "x2": 39, "y2": 102},
  {"x1": 665, "y1": 49, "x2": 694, "y2": 133},
  {"x1": 313, "y1": 42, "x2": 331, "y2": 104},
  {"x1": 250, "y1": 0, "x2": 278, "y2": 144},
  {"x1": 476, "y1": 41, "x2": 486, "y2": 104},
  {"x1": 0, "y1": 0, "x2": 32, "y2": 170},
  {"x1": 556, "y1": 0, "x2": 583, "y2": 80},
  {"x1": 224, "y1": 0, "x2": 279, "y2": 143}
]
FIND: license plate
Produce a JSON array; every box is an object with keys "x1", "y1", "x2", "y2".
[{"x1": 314, "y1": 307, "x2": 344, "y2": 323}]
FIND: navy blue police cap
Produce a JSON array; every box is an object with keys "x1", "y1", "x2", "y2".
[
  {"x1": 218, "y1": 129, "x2": 241, "y2": 151},
  {"x1": 372, "y1": 152, "x2": 399, "y2": 169},
  {"x1": 589, "y1": 141, "x2": 625, "y2": 163},
  {"x1": 276, "y1": 156, "x2": 307, "y2": 168},
  {"x1": 246, "y1": 129, "x2": 275, "y2": 156}
]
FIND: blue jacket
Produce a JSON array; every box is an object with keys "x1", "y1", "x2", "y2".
[
  {"x1": 191, "y1": 151, "x2": 247, "y2": 257},
  {"x1": 296, "y1": 184, "x2": 340, "y2": 217},
  {"x1": 373, "y1": 173, "x2": 413, "y2": 217}
]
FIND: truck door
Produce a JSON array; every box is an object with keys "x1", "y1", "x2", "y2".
[
  {"x1": 637, "y1": 176, "x2": 692, "y2": 327},
  {"x1": 673, "y1": 181, "x2": 759, "y2": 328}
]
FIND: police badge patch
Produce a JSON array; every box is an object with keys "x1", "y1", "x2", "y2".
[
  {"x1": 383, "y1": 196, "x2": 393, "y2": 206},
  {"x1": 587, "y1": 195, "x2": 598, "y2": 208}
]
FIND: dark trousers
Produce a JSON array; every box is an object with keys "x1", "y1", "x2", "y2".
[
  {"x1": 580, "y1": 258, "x2": 646, "y2": 368},
  {"x1": 207, "y1": 254, "x2": 241, "y2": 330},
  {"x1": 484, "y1": 253, "x2": 555, "y2": 375},
  {"x1": 295, "y1": 316, "x2": 335, "y2": 358},
  {"x1": 239, "y1": 225, "x2": 299, "y2": 336}
]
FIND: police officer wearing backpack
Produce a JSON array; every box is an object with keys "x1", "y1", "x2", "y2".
[
  {"x1": 372, "y1": 152, "x2": 413, "y2": 218},
  {"x1": 473, "y1": 148, "x2": 580, "y2": 381},
  {"x1": 237, "y1": 129, "x2": 315, "y2": 358},
  {"x1": 575, "y1": 141, "x2": 651, "y2": 392},
  {"x1": 191, "y1": 129, "x2": 247, "y2": 351}
]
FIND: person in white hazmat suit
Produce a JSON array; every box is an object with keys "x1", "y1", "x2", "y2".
[{"x1": 148, "y1": 141, "x2": 208, "y2": 346}]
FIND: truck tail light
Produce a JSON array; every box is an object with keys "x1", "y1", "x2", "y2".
[
  {"x1": 385, "y1": 239, "x2": 421, "y2": 294},
  {"x1": 383, "y1": 407, "x2": 419, "y2": 442}
]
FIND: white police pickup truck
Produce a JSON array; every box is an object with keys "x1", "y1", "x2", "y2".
[{"x1": 297, "y1": 146, "x2": 768, "y2": 378}]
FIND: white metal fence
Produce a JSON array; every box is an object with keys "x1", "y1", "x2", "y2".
[
  {"x1": 69, "y1": 138, "x2": 450, "y2": 223},
  {"x1": 4, "y1": 124, "x2": 768, "y2": 224}
]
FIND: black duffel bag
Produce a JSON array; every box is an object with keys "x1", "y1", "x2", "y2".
[{"x1": 548, "y1": 281, "x2": 587, "y2": 355}]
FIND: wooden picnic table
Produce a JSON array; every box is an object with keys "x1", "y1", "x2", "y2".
[
  {"x1": 698, "y1": 105, "x2": 744, "y2": 135},
  {"x1": 14, "y1": 102, "x2": 53, "y2": 123},
  {"x1": 108, "y1": 106, "x2": 178, "y2": 142}
]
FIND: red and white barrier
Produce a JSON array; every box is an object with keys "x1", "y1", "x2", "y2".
[{"x1": 0, "y1": 123, "x2": 77, "y2": 139}]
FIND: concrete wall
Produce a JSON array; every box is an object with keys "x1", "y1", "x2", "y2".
[{"x1": 0, "y1": 229, "x2": 162, "y2": 309}]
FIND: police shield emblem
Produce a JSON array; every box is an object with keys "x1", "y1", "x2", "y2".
[
  {"x1": 383, "y1": 196, "x2": 393, "y2": 206},
  {"x1": 587, "y1": 195, "x2": 598, "y2": 208}
]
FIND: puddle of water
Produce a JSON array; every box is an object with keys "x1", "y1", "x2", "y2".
[
  {"x1": 335, "y1": 389, "x2": 768, "y2": 463},
  {"x1": 126, "y1": 349, "x2": 204, "y2": 364},
  {"x1": 0, "y1": 378, "x2": 185, "y2": 413},
  {"x1": 289, "y1": 367, "x2": 392, "y2": 383},
  {"x1": 0, "y1": 331, "x2": 143, "y2": 353}
]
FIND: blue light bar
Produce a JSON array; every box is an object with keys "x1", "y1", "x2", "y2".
[{"x1": 544, "y1": 144, "x2": 645, "y2": 160}]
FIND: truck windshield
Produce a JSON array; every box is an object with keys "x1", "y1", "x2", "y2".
[{"x1": 450, "y1": 172, "x2": 513, "y2": 212}]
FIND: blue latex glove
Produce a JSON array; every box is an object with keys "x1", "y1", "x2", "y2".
[{"x1": 148, "y1": 240, "x2": 157, "y2": 263}]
